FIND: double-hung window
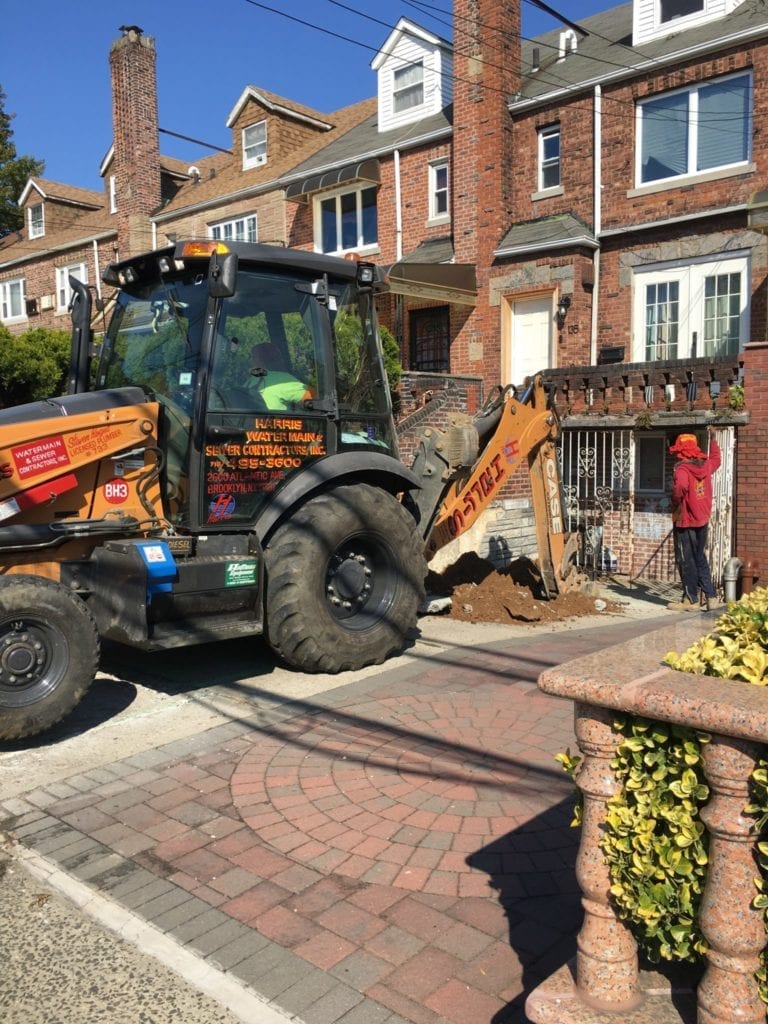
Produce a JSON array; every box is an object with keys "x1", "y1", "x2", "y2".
[
  {"x1": 637, "y1": 72, "x2": 751, "y2": 186},
  {"x1": 393, "y1": 61, "x2": 424, "y2": 114},
  {"x1": 315, "y1": 186, "x2": 378, "y2": 255},
  {"x1": 243, "y1": 120, "x2": 267, "y2": 169},
  {"x1": 429, "y1": 160, "x2": 449, "y2": 221},
  {"x1": 0, "y1": 278, "x2": 25, "y2": 322},
  {"x1": 209, "y1": 215, "x2": 258, "y2": 243},
  {"x1": 633, "y1": 253, "x2": 749, "y2": 361},
  {"x1": 28, "y1": 203, "x2": 44, "y2": 239},
  {"x1": 56, "y1": 262, "x2": 88, "y2": 313},
  {"x1": 538, "y1": 125, "x2": 561, "y2": 191}
]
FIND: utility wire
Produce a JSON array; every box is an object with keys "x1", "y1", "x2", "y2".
[{"x1": 313, "y1": 0, "x2": 754, "y2": 142}]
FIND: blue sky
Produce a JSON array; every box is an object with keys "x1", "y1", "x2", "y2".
[{"x1": 2, "y1": 0, "x2": 612, "y2": 193}]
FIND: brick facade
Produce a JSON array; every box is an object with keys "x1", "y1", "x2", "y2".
[{"x1": 734, "y1": 341, "x2": 768, "y2": 589}]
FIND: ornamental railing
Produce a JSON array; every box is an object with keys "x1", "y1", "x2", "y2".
[{"x1": 526, "y1": 618, "x2": 768, "y2": 1024}]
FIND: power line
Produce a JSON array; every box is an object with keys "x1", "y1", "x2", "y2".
[
  {"x1": 311, "y1": 0, "x2": 756, "y2": 143},
  {"x1": 159, "y1": 128, "x2": 232, "y2": 155}
]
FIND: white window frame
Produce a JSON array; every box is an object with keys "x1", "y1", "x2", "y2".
[
  {"x1": 636, "y1": 71, "x2": 752, "y2": 188},
  {"x1": 538, "y1": 125, "x2": 561, "y2": 191},
  {"x1": 313, "y1": 185, "x2": 378, "y2": 257},
  {"x1": 660, "y1": 0, "x2": 705, "y2": 24},
  {"x1": 243, "y1": 120, "x2": 267, "y2": 169},
  {"x1": 632, "y1": 252, "x2": 750, "y2": 362},
  {"x1": 28, "y1": 203, "x2": 44, "y2": 239},
  {"x1": 0, "y1": 278, "x2": 26, "y2": 322},
  {"x1": 393, "y1": 61, "x2": 424, "y2": 114},
  {"x1": 56, "y1": 262, "x2": 88, "y2": 313},
  {"x1": 209, "y1": 214, "x2": 258, "y2": 243},
  {"x1": 428, "y1": 160, "x2": 449, "y2": 222}
]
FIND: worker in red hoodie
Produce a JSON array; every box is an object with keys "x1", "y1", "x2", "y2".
[{"x1": 667, "y1": 429, "x2": 725, "y2": 612}]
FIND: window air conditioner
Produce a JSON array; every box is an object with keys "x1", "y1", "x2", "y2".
[{"x1": 39, "y1": 294, "x2": 54, "y2": 311}]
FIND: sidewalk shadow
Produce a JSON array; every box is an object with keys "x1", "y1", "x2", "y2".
[
  {"x1": 467, "y1": 799, "x2": 702, "y2": 1023},
  {"x1": 466, "y1": 797, "x2": 581, "y2": 1022}
]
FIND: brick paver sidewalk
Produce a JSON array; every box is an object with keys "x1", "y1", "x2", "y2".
[{"x1": 1, "y1": 618, "x2": 665, "y2": 1024}]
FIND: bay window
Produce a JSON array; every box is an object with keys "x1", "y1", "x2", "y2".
[{"x1": 315, "y1": 186, "x2": 378, "y2": 255}]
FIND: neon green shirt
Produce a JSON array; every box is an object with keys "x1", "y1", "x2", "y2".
[{"x1": 255, "y1": 371, "x2": 312, "y2": 411}]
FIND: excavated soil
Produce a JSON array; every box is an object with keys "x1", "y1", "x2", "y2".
[{"x1": 426, "y1": 552, "x2": 622, "y2": 625}]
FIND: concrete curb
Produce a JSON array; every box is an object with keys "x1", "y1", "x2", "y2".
[{"x1": 6, "y1": 838, "x2": 304, "y2": 1024}]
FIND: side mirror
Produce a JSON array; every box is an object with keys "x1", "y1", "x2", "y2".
[{"x1": 208, "y1": 251, "x2": 237, "y2": 298}]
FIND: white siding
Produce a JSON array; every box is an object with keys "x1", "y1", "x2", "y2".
[
  {"x1": 377, "y1": 35, "x2": 453, "y2": 133},
  {"x1": 632, "y1": 0, "x2": 745, "y2": 45}
]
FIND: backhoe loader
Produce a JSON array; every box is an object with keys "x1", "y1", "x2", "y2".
[{"x1": 0, "y1": 239, "x2": 574, "y2": 741}]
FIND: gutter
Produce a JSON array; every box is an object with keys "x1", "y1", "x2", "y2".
[
  {"x1": 0, "y1": 230, "x2": 116, "y2": 272},
  {"x1": 152, "y1": 126, "x2": 452, "y2": 225},
  {"x1": 509, "y1": 23, "x2": 768, "y2": 113},
  {"x1": 599, "y1": 203, "x2": 748, "y2": 238},
  {"x1": 495, "y1": 234, "x2": 598, "y2": 259}
]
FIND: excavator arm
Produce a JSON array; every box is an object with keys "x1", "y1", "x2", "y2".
[{"x1": 409, "y1": 375, "x2": 578, "y2": 597}]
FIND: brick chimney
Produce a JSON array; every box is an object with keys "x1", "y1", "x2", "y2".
[
  {"x1": 451, "y1": 0, "x2": 521, "y2": 375},
  {"x1": 452, "y1": 0, "x2": 521, "y2": 266},
  {"x1": 109, "y1": 25, "x2": 162, "y2": 258}
]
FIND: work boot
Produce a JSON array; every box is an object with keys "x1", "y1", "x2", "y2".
[
  {"x1": 704, "y1": 596, "x2": 726, "y2": 612},
  {"x1": 666, "y1": 596, "x2": 698, "y2": 612}
]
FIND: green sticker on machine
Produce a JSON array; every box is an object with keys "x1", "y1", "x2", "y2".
[{"x1": 225, "y1": 561, "x2": 257, "y2": 587}]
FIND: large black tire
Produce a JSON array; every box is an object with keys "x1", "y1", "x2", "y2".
[
  {"x1": 0, "y1": 576, "x2": 100, "y2": 742},
  {"x1": 265, "y1": 484, "x2": 426, "y2": 673}
]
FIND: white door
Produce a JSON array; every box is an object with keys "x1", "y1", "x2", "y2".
[{"x1": 510, "y1": 295, "x2": 553, "y2": 387}]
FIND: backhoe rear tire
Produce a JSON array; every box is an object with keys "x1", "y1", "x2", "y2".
[
  {"x1": 0, "y1": 576, "x2": 100, "y2": 742},
  {"x1": 265, "y1": 484, "x2": 425, "y2": 673}
]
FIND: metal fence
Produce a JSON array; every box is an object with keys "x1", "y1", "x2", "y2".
[{"x1": 558, "y1": 425, "x2": 733, "y2": 587}]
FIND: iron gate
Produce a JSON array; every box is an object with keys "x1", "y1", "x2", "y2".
[{"x1": 558, "y1": 425, "x2": 733, "y2": 587}]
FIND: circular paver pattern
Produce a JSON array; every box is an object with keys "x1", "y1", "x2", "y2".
[{"x1": 230, "y1": 690, "x2": 574, "y2": 891}]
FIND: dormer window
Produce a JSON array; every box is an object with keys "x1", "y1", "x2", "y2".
[
  {"x1": 28, "y1": 203, "x2": 44, "y2": 239},
  {"x1": 661, "y1": 0, "x2": 704, "y2": 22},
  {"x1": 243, "y1": 120, "x2": 267, "y2": 169},
  {"x1": 373, "y1": 19, "x2": 452, "y2": 132},
  {"x1": 393, "y1": 61, "x2": 424, "y2": 114}
]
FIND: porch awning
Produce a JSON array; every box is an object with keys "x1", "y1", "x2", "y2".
[
  {"x1": 285, "y1": 158, "x2": 381, "y2": 202},
  {"x1": 386, "y1": 261, "x2": 477, "y2": 306}
]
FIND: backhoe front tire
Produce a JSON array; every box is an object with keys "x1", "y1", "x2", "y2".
[
  {"x1": 0, "y1": 576, "x2": 100, "y2": 742},
  {"x1": 265, "y1": 484, "x2": 426, "y2": 673}
]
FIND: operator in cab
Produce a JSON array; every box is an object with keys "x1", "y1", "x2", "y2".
[{"x1": 248, "y1": 342, "x2": 312, "y2": 411}]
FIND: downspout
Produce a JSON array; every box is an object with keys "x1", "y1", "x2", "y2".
[
  {"x1": 591, "y1": 84, "x2": 601, "y2": 366},
  {"x1": 394, "y1": 149, "x2": 403, "y2": 260},
  {"x1": 92, "y1": 239, "x2": 102, "y2": 301},
  {"x1": 152, "y1": 221, "x2": 158, "y2": 250},
  {"x1": 393, "y1": 147, "x2": 405, "y2": 356}
]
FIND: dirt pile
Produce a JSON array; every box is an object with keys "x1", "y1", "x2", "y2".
[{"x1": 426, "y1": 552, "x2": 621, "y2": 625}]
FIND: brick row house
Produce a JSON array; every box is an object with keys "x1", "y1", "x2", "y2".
[{"x1": 2, "y1": 3, "x2": 768, "y2": 592}]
